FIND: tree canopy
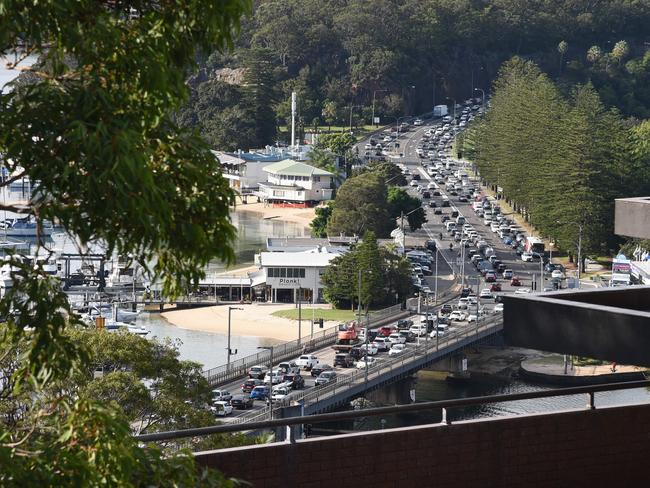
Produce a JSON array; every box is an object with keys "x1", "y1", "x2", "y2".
[
  {"x1": 472, "y1": 57, "x2": 639, "y2": 259},
  {"x1": 0, "y1": 0, "x2": 251, "y2": 484}
]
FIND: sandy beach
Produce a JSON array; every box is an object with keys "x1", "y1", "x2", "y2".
[
  {"x1": 161, "y1": 303, "x2": 338, "y2": 342},
  {"x1": 233, "y1": 199, "x2": 317, "y2": 227}
]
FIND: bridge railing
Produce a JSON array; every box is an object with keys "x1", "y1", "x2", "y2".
[
  {"x1": 202, "y1": 303, "x2": 410, "y2": 388},
  {"x1": 277, "y1": 314, "x2": 504, "y2": 411}
]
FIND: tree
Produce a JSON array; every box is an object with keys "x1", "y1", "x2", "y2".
[
  {"x1": 310, "y1": 202, "x2": 334, "y2": 237},
  {"x1": 352, "y1": 160, "x2": 407, "y2": 186},
  {"x1": 321, "y1": 100, "x2": 339, "y2": 131},
  {"x1": 587, "y1": 45, "x2": 603, "y2": 64},
  {"x1": 0, "y1": 0, "x2": 250, "y2": 483},
  {"x1": 611, "y1": 40, "x2": 630, "y2": 66},
  {"x1": 387, "y1": 187, "x2": 427, "y2": 231},
  {"x1": 242, "y1": 48, "x2": 278, "y2": 147},
  {"x1": 317, "y1": 132, "x2": 356, "y2": 156},
  {"x1": 321, "y1": 231, "x2": 412, "y2": 310},
  {"x1": 327, "y1": 173, "x2": 393, "y2": 237}
]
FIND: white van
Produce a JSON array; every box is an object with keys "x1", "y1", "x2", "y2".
[{"x1": 445, "y1": 221, "x2": 457, "y2": 232}]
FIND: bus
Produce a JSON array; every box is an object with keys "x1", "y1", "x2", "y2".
[{"x1": 524, "y1": 236, "x2": 545, "y2": 254}]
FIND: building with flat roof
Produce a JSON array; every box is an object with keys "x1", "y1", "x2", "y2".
[
  {"x1": 256, "y1": 247, "x2": 342, "y2": 303},
  {"x1": 257, "y1": 160, "x2": 334, "y2": 207}
]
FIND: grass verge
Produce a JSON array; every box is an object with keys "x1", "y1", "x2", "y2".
[{"x1": 271, "y1": 308, "x2": 356, "y2": 322}]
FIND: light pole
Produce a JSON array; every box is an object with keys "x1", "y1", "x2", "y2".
[
  {"x1": 297, "y1": 287, "x2": 302, "y2": 346},
  {"x1": 372, "y1": 89, "x2": 388, "y2": 127},
  {"x1": 227, "y1": 306, "x2": 243, "y2": 370},
  {"x1": 348, "y1": 104, "x2": 361, "y2": 133},
  {"x1": 257, "y1": 346, "x2": 274, "y2": 420},
  {"x1": 474, "y1": 88, "x2": 485, "y2": 112},
  {"x1": 434, "y1": 246, "x2": 439, "y2": 304},
  {"x1": 400, "y1": 204, "x2": 427, "y2": 250}
]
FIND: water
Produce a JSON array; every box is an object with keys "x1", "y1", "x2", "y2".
[
  {"x1": 136, "y1": 313, "x2": 277, "y2": 369},
  {"x1": 352, "y1": 367, "x2": 650, "y2": 431}
]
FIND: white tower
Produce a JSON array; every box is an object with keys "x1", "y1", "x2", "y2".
[{"x1": 291, "y1": 91, "x2": 297, "y2": 149}]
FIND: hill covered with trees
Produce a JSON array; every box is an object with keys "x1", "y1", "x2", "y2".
[{"x1": 177, "y1": 0, "x2": 650, "y2": 150}]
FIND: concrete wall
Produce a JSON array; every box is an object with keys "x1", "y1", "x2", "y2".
[
  {"x1": 615, "y1": 197, "x2": 650, "y2": 239},
  {"x1": 195, "y1": 403, "x2": 650, "y2": 487}
]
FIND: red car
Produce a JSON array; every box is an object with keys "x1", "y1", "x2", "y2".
[
  {"x1": 378, "y1": 326, "x2": 394, "y2": 337},
  {"x1": 510, "y1": 276, "x2": 522, "y2": 286},
  {"x1": 490, "y1": 283, "x2": 502, "y2": 292}
]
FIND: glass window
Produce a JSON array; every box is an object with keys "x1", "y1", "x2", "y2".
[
  {"x1": 300, "y1": 268, "x2": 305, "y2": 278},
  {"x1": 287, "y1": 268, "x2": 294, "y2": 278},
  {"x1": 280, "y1": 268, "x2": 286, "y2": 278},
  {"x1": 313, "y1": 176, "x2": 320, "y2": 182}
]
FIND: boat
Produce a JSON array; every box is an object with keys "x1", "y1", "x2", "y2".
[
  {"x1": 1, "y1": 217, "x2": 53, "y2": 237},
  {"x1": 80, "y1": 315, "x2": 150, "y2": 336},
  {"x1": 80, "y1": 304, "x2": 141, "y2": 323}
]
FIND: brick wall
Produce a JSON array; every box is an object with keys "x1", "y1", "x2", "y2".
[{"x1": 195, "y1": 403, "x2": 650, "y2": 487}]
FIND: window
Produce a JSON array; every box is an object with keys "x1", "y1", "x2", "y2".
[
  {"x1": 313, "y1": 176, "x2": 320, "y2": 182},
  {"x1": 287, "y1": 268, "x2": 294, "y2": 278},
  {"x1": 280, "y1": 268, "x2": 286, "y2": 278},
  {"x1": 300, "y1": 268, "x2": 305, "y2": 278}
]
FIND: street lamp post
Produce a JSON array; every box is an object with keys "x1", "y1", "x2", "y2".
[
  {"x1": 257, "y1": 346, "x2": 274, "y2": 420},
  {"x1": 400, "y1": 204, "x2": 427, "y2": 250},
  {"x1": 372, "y1": 89, "x2": 388, "y2": 127},
  {"x1": 227, "y1": 306, "x2": 243, "y2": 370}
]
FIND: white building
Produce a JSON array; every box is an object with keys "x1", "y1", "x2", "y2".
[
  {"x1": 257, "y1": 247, "x2": 342, "y2": 303},
  {"x1": 257, "y1": 160, "x2": 334, "y2": 207},
  {"x1": 213, "y1": 146, "x2": 314, "y2": 196}
]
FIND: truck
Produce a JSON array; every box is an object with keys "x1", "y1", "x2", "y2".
[
  {"x1": 433, "y1": 104, "x2": 448, "y2": 117},
  {"x1": 333, "y1": 321, "x2": 361, "y2": 352},
  {"x1": 524, "y1": 236, "x2": 545, "y2": 255}
]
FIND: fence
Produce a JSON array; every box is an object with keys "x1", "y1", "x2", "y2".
[
  {"x1": 202, "y1": 303, "x2": 410, "y2": 388},
  {"x1": 231, "y1": 313, "x2": 504, "y2": 424}
]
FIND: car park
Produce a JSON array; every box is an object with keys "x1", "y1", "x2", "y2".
[
  {"x1": 230, "y1": 394, "x2": 254, "y2": 410},
  {"x1": 315, "y1": 371, "x2": 337, "y2": 386}
]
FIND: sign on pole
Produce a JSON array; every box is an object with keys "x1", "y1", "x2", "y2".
[{"x1": 373, "y1": 117, "x2": 380, "y2": 124}]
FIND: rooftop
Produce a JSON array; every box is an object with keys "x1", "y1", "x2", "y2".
[
  {"x1": 259, "y1": 248, "x2": 342, "y2": 268},
  {"x1": 263, "y1": 159, "x2": 333, "y2": 178}
]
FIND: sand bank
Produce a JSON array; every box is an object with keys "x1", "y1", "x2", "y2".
[
  {"x1": 233, "y1": 200, "x2": 317, "y2": 227},
  {"x1": 161, "y1": 303, "x2": 337, "y2": 342}
]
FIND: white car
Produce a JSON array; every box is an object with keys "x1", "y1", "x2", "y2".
[
  {"x1": 521, "y1": 252, "x2": 534, "y2": 262},
  {"x1": 356, "y1": 357, "x2": 378, "y2": 369},
  {"x1": 457, "y1": 298, "x2": 470, "y2": 310},
  {"x1": 414, "y1": 119, "x2": 423, "y2": 126},
  {"x1": 429, "y1": 324, "x2": 450, "y2": 337},
  {"x1": 359, "y1": 343, "x2": 378, "y2": 356},
  {"x1": 295, "y1": 354, "x2": 319, "y2": 370},
  {"x1": 494, "y1": 303, "x2": 504, "y2": 313},
  {"x1": 211, "y1": 401, "x2": 233, "y2": 417},
  {"x1": 479, "y1": 288, "x2": 493, "y2": 299},
  {"x1": 514, "y1": 288, "x2": 532, "y2": 295},
  {"x1": 409, "y1": 180, "x2": 419, "y2": 187},
  {"x1": 270, "y1": 386, "x2": 291, "y2": 402},
  {"x1": 388, "y1": 332, "x2": 407, "y2": 345},
  {"x1": 551, "y1": 269, "x2": 565, "y2": 279},
  {"x1": 409, "y1": 324, "x2": 428, "y2": 337},
  {"x1": 467, "y1": 309, "x2": 486, "y2": 322},
  {"x1": 372, "y1": 337, "x2": 390, "y2": 352},
  {"x1": 449, "y1": 311, "x2": 467, "y2": 322},
  {"x1": 388, "y1": 344, "x2": 406, "y2": 356},
  {"x1": 263, "y1": 369, "x2": 285, "y2": 385}
]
